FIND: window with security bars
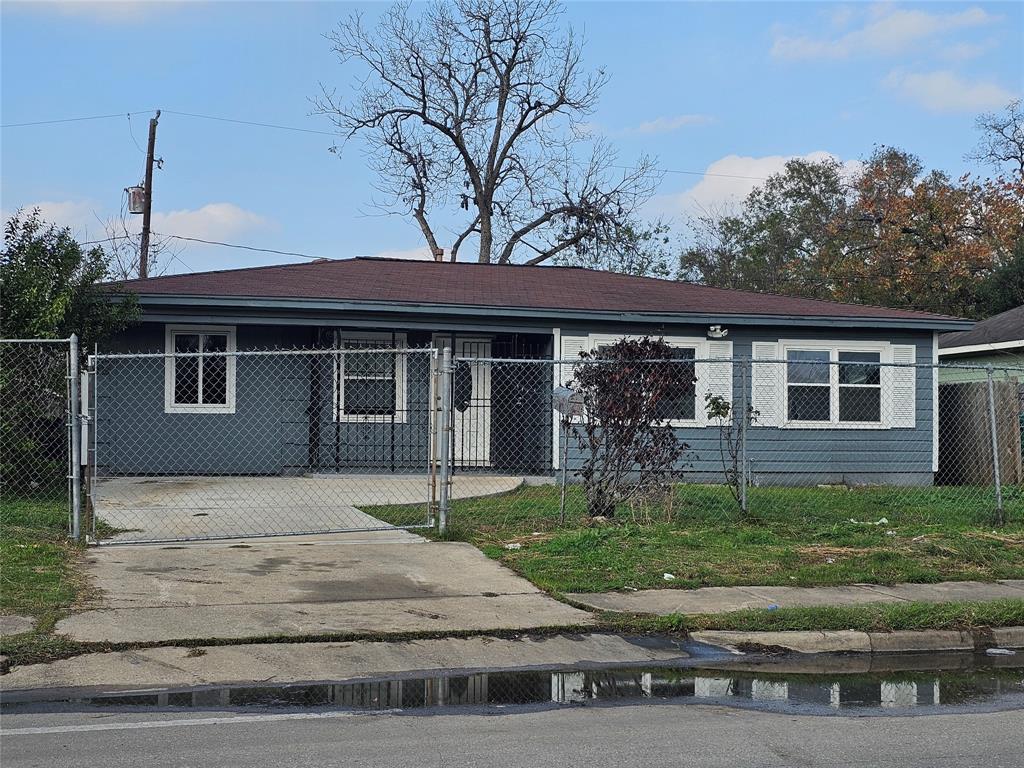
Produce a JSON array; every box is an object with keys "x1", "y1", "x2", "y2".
[
  {"x1": 164, "y1": 326, "x2": 235, "y2": 413},
  {"x1": 334, "y1": 333, "x2": 407, "y2": 422}
]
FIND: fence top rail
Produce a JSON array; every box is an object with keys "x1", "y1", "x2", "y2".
[
  {"x1": 91, "y1": 347, "x2": 438, "y2": 361},
  {"x1": 454, "y1": 356, "x2": 1024, "y2": 373},
  {"x1": 0, "y1": 337, "x2": 73, "y2": 344}
]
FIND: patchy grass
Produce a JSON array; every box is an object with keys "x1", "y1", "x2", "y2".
[
  {"x1": 608, "y1": 598, "x2": 1024, "y2": 634},
  {"x1": 369, "y1": 483, "x2": 1024, "y2": 593},
  {"x1": 0, "y1": 497, "x2": 82, "y2": 617}
]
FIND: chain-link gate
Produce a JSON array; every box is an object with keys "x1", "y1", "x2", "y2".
[
  {"x1": 0, "y1": 337, "x2": 81, "y2": 539},
  {"x1": 87, "y1": 347, "x2": 440, "y2": 544}
]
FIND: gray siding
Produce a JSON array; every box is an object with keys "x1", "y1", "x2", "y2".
[
  {"x1": 560, "y1": 325, "x2": 935, "y2": 486},
  {"x1": 97, "y1": 319, "x2": 936, "y2": 484}
]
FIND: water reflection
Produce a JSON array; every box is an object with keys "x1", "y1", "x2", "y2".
[{"x1": 31, "y1": 665, "x2": 1023, "y2": 714}]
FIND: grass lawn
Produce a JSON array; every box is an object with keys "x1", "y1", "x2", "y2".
[
  {"x1": 369, "y1": 483, "x2": 1024, "y2": 593},
  {"x1": 0, "y1": 497, "x2": 82, "y2": 619}
]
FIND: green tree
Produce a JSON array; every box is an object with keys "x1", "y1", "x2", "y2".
[
  {"x1": 974, "y1": 238, "x2": 1024, "y2": 316},
  {"x1": 1, "y1": 209, "x2": 138, "y2": 347}
]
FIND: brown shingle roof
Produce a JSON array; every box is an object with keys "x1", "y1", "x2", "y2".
[
  {"x1": 115, "y1": 257, "x2": 964, "y2": 323},
  {"x1": 939, "y1": 305, "x2": 1024, "y2": 349}
]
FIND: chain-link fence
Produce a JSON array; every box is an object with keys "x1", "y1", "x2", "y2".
[
  {"x1": 439, "y1": 355, "x2": 1024, "y2": 537},
  {"x1": 88, "y1": 346, "x2": 445, "y2": 543},
  {"x1": 0, "y1": 338, "x2": 78, "y2": 537},
  {"x1": 61, "y1": 345, "x2": 1024, "y2": 546}
]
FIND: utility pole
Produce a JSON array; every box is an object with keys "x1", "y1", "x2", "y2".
[{"x1": 139, "y1": 109, "x2": 160, "y2": 279}]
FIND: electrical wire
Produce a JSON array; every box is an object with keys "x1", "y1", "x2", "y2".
[
  {"x1": 152, "y1": 232, "x2": 337, "y2": 261},
  {"x1": 1, "y1": 110, "x2": 157, "y2": 128},
  {"x1": 161, "y1": 110, "x2": 337, "y2": 136}
]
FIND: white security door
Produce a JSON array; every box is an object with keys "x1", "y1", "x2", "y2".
[{"x1": 434, "y1": 336, "x2": 492, "y2": 467}]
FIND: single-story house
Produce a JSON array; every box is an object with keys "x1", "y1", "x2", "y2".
[
  {"x1": 938, "y1": 305, "x2": 1024, "y2": 383},
  {"x1": 97, "y1": 257, "x2": 970, "y2": 487}
]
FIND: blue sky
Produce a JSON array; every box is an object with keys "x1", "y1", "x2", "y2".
[{"x1": 2, "y1": 1, "x2": 1021, "y2": 274}]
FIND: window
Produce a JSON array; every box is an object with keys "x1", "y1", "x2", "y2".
[
  {"x1": 784, "y1": 345, "x2": 884, "y2": 426},
  {"x1": 838, "y1": 351, "x2": 881, "y2": 423},
  {"x1": 164, "y1": 325, "x2": 236, "y2": 414},
  {"x1": 335, "y1": 332, "x2": 407, "y2": 422},
  {"x1": 586, "y1": 334, "x2": 727, "y2": 426},
  {"x1": 787, "y1": 350, "x2": 830, "y2": 422}
]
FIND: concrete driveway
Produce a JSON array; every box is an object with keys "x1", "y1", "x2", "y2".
[
  {"x1": 95, "y1": 474, "x2": 523, "y2": 542},
  {"x1": 57, "y1": 533, "x2": 592, "y2": 643}
]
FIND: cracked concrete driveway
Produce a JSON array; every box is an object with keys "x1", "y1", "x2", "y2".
[{"x1": 58, "y1": 533, "x2": 592, "y2": 643}]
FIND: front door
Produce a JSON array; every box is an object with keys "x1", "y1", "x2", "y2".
[{"x1": 434, "y1": 336, "x2": 492, "y2": 467}]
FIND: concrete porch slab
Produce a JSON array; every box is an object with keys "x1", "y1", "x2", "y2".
[{"x1": 95, "y1": 474, "x2": 523, "y2": 543}]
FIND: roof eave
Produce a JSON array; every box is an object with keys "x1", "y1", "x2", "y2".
[{"x1": 116, "y1": 293, "x2": 974, "y2": 331}]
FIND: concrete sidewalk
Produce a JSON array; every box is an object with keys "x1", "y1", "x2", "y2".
[
  {"x1": 57, "y1": 534, "x2": 592, "y2": 643},
  {"x1": 1, "y1": 634, "x2": 689, "y2": 699},
  {"x1": 569, "y1": 579, "x2": 1024, "y2": 615}
]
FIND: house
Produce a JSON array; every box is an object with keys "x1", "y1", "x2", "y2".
[
  {"x1": 99, "y1": 257, "x2": 970, "y2": 488},
  {"x1": 938, "y1": 305, "x2": 1024, "y2": 383}
]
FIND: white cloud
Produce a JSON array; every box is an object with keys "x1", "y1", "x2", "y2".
[
  {"x1": 624, "y1": 114, "x2": 713, "y2": 136},
  {"x1": 940, "y1": 39, "x2": 996, "y2": 62},
  {"x1": 3, "y1": 199, "x2": 270, "y2": 245},
  {"x1": 649, "y1": 151, "x2": 861, "y2": 219},
  {"x1": 884, "y1": 69, "x2": 1016, "y2": 112},
  {"x1": 771, "y1": 6, "x2": 997, "y2": 60},
  {"x1": 150, "y1": 202, "x2": 270, "y2": 241},
  {"x1": 357, "y1": 245, "x2": 436, "y2": 261},
  {"x1": 0, "y1": 200, "x2": 100, "y2": 234}
]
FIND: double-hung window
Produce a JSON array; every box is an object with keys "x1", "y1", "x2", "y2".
[
  {"x1": 585, "y1": 334, "x2": 729, "y2": 426},
  {"x1": 784, "y1": 345, "x2": 883, "y2": 426},
  {"x1": 164, "y1": 325, "x2": 236, "y2": 414},
  {"x1": 334, "y1": 332, "x2": 407, "y2": 422}
]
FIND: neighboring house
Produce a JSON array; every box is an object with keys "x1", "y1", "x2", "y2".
[
  {"x1": 100, "y1": 257, "x2": 970, "y2": 486},
  {"x1": 938, "y1": 305, "x2": 1024, "y2": 383}
]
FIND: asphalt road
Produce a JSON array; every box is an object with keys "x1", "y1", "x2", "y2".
[{"x1": 3, "y1": 704, "x2": 1022, "y2": 768}]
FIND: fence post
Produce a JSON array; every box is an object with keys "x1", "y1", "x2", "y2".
[
  {"x1": 738, "y1": 357, "x2": 749, "y2": 516},
  {"x1": 986, "y1": 365, "x2": 1005, "y2": 525},
  {"x1": 69, "y1": 334, "x2": 82, "y2": 542},
  {"x1": 438, "y1": 345, "x2": 453, "y2": 534}
]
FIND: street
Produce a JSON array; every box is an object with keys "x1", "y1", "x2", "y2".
[{"x1": 3, "y1": 703, "x2": 1021, "y2": 768}]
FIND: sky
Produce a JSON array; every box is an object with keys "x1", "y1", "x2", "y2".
[{"x1": 2, "y1": 0, "x2": 1022, "y2": 275}]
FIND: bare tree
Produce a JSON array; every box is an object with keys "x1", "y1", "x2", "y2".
[
  {"x1": 96, "y1": 212, "x2": 179, "y2": 281},
  {"x1": 969, "y1": 100, "x2": 1024, "y2": 182},
  {"x1": 316, "y1": 0, "x2": 659, "y2": 264}
]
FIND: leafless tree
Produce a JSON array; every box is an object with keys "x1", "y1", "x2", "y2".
[
  {"x1": 316, "y1": 0, "x2": 659, "y2": 264},
  {"x1": 96, "y1": 212, "x2": 180, "y2": 281},
  {"x1": 968, "y1": 100, "x2": 1024, "y2": 181}
]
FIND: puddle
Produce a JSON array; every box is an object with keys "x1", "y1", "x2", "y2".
[{"x1": 4, "y1": 653, "x2": 1022, "y2": 717}]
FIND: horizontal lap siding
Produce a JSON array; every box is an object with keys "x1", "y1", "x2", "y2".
[
  {"x1": 561, "y1": 326, "x2": 935, "y2": 485},
  {"x1": 95, "y1": 325, "x2": 307, "y2": 476}
]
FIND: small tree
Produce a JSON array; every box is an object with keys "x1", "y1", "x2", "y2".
[
  {"x1": 568, "y1": 338, "x2": 691, "y2": 519},
  {"x1": 705, "y1": 393, "x2": 758, "y2": 516}
]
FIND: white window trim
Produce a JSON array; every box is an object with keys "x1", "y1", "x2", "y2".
[
  {"x1": 778, "y1": 339, "x2": 892, "y2": 430},
  {"x1": 586, "y1": 334, "x2": 710, "y2": 427},
  {"x1": 334, "y1": 331, "x2": 408, "y2": 423},
  {"x1": 163, "y1": 324, "x2": 237, "y2": 414}
]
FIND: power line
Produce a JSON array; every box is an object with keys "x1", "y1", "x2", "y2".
[
  {"x1": 615, "y1": 164, "x2": 769, "y2": 181},
  {"x1": 0, "y1": 110, "x2": 156, "y2": 128},
  {"x1": 152, "y1": 232, "x2": 336, "y2": 261},
  {"x1": 161, "y1": 110, "x2": 337, "y2": 136}
]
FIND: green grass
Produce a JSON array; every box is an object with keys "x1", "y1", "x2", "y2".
[
  {"x1": 610, "y1": 598, "x2": 1024, "y2": 634},
  {"x1": 0, "y1": 497, "x2": 82, "y2": 617},
  {"x1": 369, "y1": 483, "x2": 1024, "y2": 593}
]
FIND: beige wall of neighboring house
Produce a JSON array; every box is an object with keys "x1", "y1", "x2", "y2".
[{"x1": 938, "y1": 351, "x2": 1024, "y2": 383}]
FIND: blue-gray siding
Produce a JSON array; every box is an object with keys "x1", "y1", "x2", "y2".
[{"x1": 96, "y1": 319, "x2": 935, "y2": 484}]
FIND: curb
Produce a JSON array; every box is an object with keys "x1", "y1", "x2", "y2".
[{"x1": 690, "y1": 626, "x2": 1024, "y2": 655}]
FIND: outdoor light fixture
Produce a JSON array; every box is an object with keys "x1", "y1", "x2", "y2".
[{"x1": 707, "y1": 325, "x2": 728, "y2": 339}]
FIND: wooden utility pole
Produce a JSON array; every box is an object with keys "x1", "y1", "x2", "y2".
[{"x1": 139, "y1": 109, "x2": 160, "y2": 279}]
